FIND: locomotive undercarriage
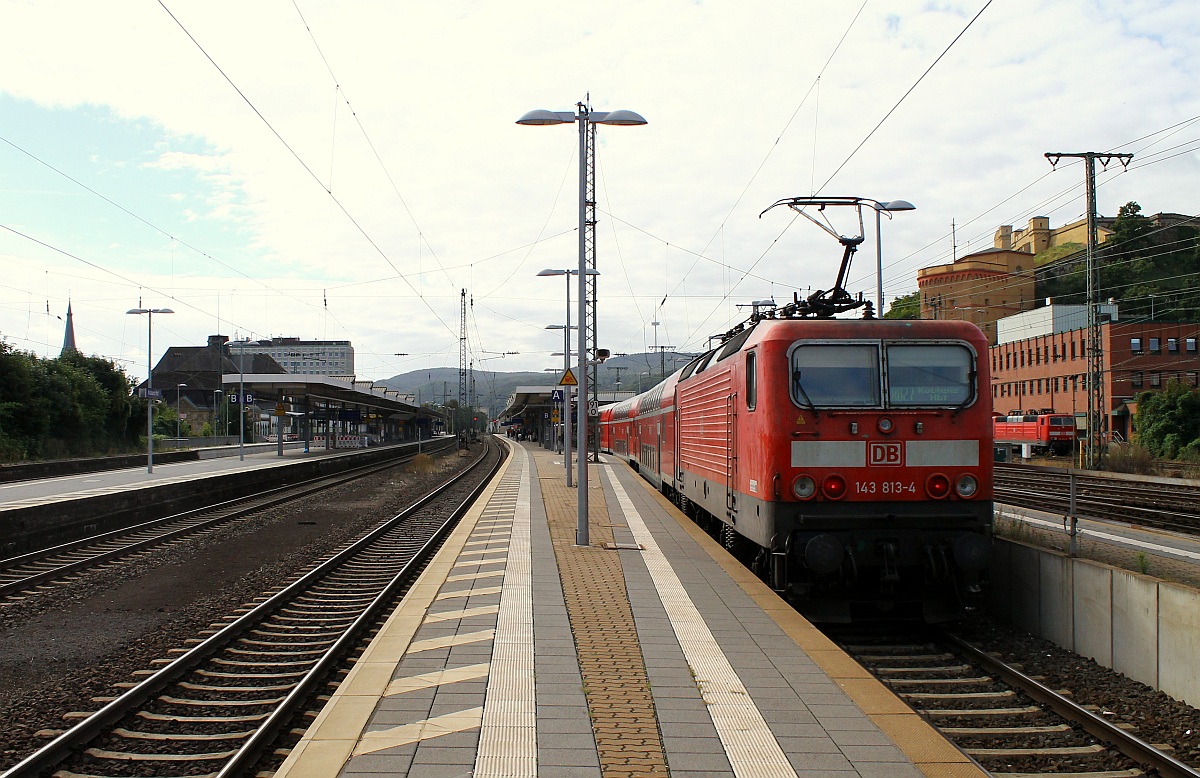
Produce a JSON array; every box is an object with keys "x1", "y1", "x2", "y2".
[{"x1": 668, "y1": 480, "x2": 992, "y2": 623}]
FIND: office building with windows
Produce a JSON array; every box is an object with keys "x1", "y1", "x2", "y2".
[
  {"x1": 239, "y1": 337, "x2": 355, "y2": 378},
  {"x1": 989, "y1": 304, "x2": 1200, "y2": 442}
]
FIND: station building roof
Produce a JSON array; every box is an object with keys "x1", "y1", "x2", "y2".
[
  {"x1": 220, "y1": 373, "x2": 442, "y2": 422},
  {"x1": 501, "y1": 385, "x2": 634, "y2": 421}
]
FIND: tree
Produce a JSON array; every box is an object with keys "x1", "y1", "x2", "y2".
[
  {"x1": 883, "y1": 291, "x2": 920, "y2": 319},
  {"x1": 1133, "y1": 381, "x2": 1200, "y2": 459},
  {"x1": 1108, "y1": 201, "x2": 1153, "y2": 254}
]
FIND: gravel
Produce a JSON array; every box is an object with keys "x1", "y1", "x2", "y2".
[
  {"x1": 0, "y1": 448, "x2": 475, "y2": 770},
  {"x1": 957, "y1": 614, "x2": 1200, "y2": 768}
]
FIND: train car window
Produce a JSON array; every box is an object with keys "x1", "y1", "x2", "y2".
[
  {"x1": 680, "y1": 356, "x2": 704, "y2": 379},
  {"x1": 790, "y1": 344, "x2": 880, "y2": 407},
  {"x1": 886, "y1": 344, "x2": 973, "y2": 407},
  {"x1": 746, "y1": 351, "x2": 757, "y2": 410}
]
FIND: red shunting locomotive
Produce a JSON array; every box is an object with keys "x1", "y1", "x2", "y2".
[
  {"x1": 600, "y1": 196, "x2": 993, "y2": 622},
  {"x1": 993, "y1": 411, "x2": 1076, "y2": 457}
]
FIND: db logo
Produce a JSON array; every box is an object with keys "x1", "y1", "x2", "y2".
[{"x1": 869, "y1": 442, "x2": 903, "y2": 467}]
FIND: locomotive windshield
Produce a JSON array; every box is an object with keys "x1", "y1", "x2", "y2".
[
  {"x1": 789, "y1": 342, "x2": 974, "y2": 408},
  {"x1": 886, "y1": 344, "x2": 973, "y2": 406},
  {"x1": 790, "y1": 344, "x2": 881, "y2": 406}
]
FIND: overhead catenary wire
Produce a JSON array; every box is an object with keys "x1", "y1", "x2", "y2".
[{"x1": 157, "y1": 0, "x2": 456, "y2": 341}]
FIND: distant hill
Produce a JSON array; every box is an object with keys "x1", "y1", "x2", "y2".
[{"x1": 377, "y1": 352, "x2": 699, "y2": 415}]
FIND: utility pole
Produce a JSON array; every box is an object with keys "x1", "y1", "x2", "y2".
[
  {"x1": 459, "y1": 289, "x2": 468, "y2": 440},
  {"x1": 583, "y1": 117, "x2": 600, "y2": 464},
  {"x1": 1046, "y1": 151, "x2": 1133, "y2": 470},
  {"x1": 651, "y1": 345, "x2": 676, "y2": 378},
  {"x1": 606, "y1": 365, "x2": 627, "y2": 391}
]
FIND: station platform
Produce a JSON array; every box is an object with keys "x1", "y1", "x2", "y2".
[{"x1": 274, "y1": 440, "x2": 983, "y2": 777}]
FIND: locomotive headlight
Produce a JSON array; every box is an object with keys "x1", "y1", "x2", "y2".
[
  {"x1": 792, "y1": 475, "x2": 817, "y2": 500},
  {"x1": 925, "y1": 473, "x2": 951, "y2": 499},
  {"x1": 821, "y1": 474, "x2": 847, "y2": 500},
  {"x1": 877, "y1": 417, "x2": 894, "y2": 434},
  {"x1": 955, "y1": 473, "x2": 979, "y2": 498}
]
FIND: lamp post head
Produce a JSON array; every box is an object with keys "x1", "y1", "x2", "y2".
[
  {"x1": 538, "y1": 268, "x2": 600, "y2": 277},
  {"x1": 593, "y1": 109, "x2": 648, "y2": 126},
  {"x1": 126, "y1": 307, "x2": 174, "y2": 315},
  {"x1": 516, "y1": 109, "x2": 573, "y2": 126},
  {"x1": 883, "y1": 199, "x2": 916, "y2": 212}
]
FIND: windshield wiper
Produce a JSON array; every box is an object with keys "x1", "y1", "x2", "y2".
[{"x1": 792, "y1": 369, "x2": 819, "y2": 418}]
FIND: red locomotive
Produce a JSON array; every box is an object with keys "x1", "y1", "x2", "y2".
[
  {"x1": 600, "y1": 196, "x2": 993, "y2": 622},
  {"x1": 993, "y1": 411, "x2": 1076, "y2": 457}
]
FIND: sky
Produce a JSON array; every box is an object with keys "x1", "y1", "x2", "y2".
[{"x1": 1, "y1": 0, "x2": 1198, "y2": 390}]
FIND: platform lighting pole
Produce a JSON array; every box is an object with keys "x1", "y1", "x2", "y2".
[
  {"x1": 230, "y1": 338, "x2": 252, "y2": 461},
  {"x1": 126, "y1": 307, "x2": 173, "y2": 474},
  {"x1": 519, "y1": 101, "x2": 646, "y2": 547},
  {"x1": 176, "y1": 383, "x2": 187, "y2": 440},
  {"x1": 866, "y1": 199, "x2": 916, "y2": 315}
]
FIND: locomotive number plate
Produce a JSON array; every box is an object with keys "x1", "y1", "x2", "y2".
[{"x1": 854, "y1": 481, "x2": 916, "y2": 495}]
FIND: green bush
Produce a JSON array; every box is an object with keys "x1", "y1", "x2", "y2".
[{"x1": 1105, "y1": 443, "x2": 1158, "y2": 475}]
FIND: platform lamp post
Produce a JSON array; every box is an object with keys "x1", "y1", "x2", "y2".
[
  {"x1": 539, "y1": 268, "x2": 600, "y2": 488},
  {"x1": 230, "y1": 338, "x2": 252, "y2": 461},
  {"x1": 518, "y1": 101, "x2": 646, "y2": 547},
  {"x1": 176, "y1": 383, "x2": 187, "y2": 440},
  {"x1": 865, "y1": 199, "x2": 915, "y2": 315},
  {"x1": 126, "y1": 306, "x2": 173, "y2": 474}
]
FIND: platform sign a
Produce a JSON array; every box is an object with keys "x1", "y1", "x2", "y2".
[{"x1": 550, "y1": 389, "x2": 564, "y2": 403}]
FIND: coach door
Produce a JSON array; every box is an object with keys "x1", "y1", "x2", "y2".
[{"x1": 725, "y1": 392, "x2": 737, "y2": 517}]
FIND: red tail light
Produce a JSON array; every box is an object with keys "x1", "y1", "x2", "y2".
[
  {"x1": 925, "y1": 473, "x2": 951, "y2": 499},
  {"x1": 821, "y1": 474, "x2": 847, "y2": 500}
]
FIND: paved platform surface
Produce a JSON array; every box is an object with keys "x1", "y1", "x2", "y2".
[
  {"x1": 274, "y1": 440, "x2": 985, "y2": 777},
  {"x1": 0, "y1": 440, "x2": 426, "y2": 513}
]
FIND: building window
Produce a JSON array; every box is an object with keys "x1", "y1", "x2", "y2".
[
  {"x1": 1150, "y1": 337, "x2": 1161, "y2": 354},
  {"x1": 1132, "y1": 372, "x2": 1143, "y2": 389},
  {"x1": 1188, "y1": 338, "x2": 1197, "y2": 354},
  {"x1": 1150, "y1": 372, "x2": 1161, "y2": 388},
  {"x1": 1071, "y1": 341, "x2": 1077, "y2": 359},
  {"x1": 1191, "y1": 372, "x2": 1199, "y2": 387},
  {"x1": 1169, "y1": 338, "x2": 1179, "y2": 353},
  {"x1": 1131, "y1": 338, "x2": 1142, "y2": 353}
]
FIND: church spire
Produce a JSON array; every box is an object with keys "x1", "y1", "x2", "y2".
[{"x1": 60, "y1": 301, "x2": 78, "y2": 356}]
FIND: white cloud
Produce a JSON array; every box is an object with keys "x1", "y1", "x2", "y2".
[{"x1": 0, "y1": 0, "x2": 1197, "y2": 381}]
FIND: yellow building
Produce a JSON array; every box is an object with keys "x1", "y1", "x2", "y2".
[{"x1": 995, "y1": 216, "x2": 1114, "y2": 254}]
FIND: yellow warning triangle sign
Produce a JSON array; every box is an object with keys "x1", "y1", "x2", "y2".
[{"x1": 559, "y1": 368, "x2": 578, "y2": 386}]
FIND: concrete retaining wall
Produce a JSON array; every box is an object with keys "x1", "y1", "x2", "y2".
[{"x1": 991, "y1": 538, "x2": 1200, "y2": 707}]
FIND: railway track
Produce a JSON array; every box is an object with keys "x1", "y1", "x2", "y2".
[
  {"x1": 995, "y1": 463, "x2": 1200, "y2": 533},
  {"x1": 836, "y1": 628, "x2": 1200, "y2": 778},
  {"x1": 0, "y1": 438, "x2": 455, "y2": 603},
  {"x1": 0, "y1": 438, "x2": 502, "y2": 778}
]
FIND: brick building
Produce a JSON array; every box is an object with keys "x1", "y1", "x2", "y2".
[{"x1": 989, "y1": 305, "x2": 1200, "y2": 442}]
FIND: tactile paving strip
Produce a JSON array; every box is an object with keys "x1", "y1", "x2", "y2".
[{"x1": 536, "y1": 456, "x2": 670, "y2": 777}]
